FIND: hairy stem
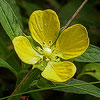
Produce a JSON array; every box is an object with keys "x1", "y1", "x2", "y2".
[{"x1": 62, "y1": 0, "x2": 88, "y2": 32}]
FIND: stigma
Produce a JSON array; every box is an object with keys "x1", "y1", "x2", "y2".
[{"x1": 43, "y1": 47, "x2": 52, "y2": 57}]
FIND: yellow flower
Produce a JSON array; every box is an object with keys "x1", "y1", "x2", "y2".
[{"x1": 13, "y1": 9, "x2": 89, "y2": 82}]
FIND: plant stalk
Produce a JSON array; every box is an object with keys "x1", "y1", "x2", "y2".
[
  {"x1": 62, "y1": 0, "x2": 88, "y2": 32},
  {"x1": 7, "y1": 69, "x2": 40, "y2": 100},
  {"x1": 1, "y1": 81, "x2": 100, "y2": 100}
]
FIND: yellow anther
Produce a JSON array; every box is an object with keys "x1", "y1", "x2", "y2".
[{"x1": 48, "y1": 40, "x2": 52, "y2": 46}]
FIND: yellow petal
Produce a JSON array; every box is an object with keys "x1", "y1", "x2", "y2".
[
  {"x1": 56, "y1": 24, "x2": 89, "y2": 60},
  {"x1": 41, "y1": 61, "x2": 76, "y2": 82},
  {"x1": 29, "y1": 9, "x2": 60, "y2": 47},
  {"x1": 13, "y1": 36, "x2": 42, "y2": 64}
]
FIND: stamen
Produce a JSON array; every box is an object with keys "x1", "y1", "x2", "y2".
[
  {"x1": 48, "y1": 40, "x2": 52, "y2": 46},
  {"x1": 49, "y1": 40, "x2": 52, "y2": 44},
  {"x1": 43, "y1": 42, "x2": 46, "y2": 47},
  {"x1": 43, "y1": 42, "x2": 45, "y2": 45},
  {"x1": 52, "y1": 45, "x2": 56, "y2": 51}
]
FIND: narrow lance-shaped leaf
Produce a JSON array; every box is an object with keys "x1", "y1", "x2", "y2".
[
  {"x1": 74, "y1": 44, "x2": 100, "y2": 62},
  {"x1": 37, "y1": 77, "x2": 100, "y2": 98},
  {"x1": 0, "y1": 0, "x2": 23, "y2": 40},
  {"x1": 6, "y1": 0, "x2": 23, "y2": 28}
]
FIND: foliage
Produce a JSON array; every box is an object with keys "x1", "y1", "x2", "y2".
[{"x1": 0, "y1": 0, "x2": 100, "y2": 100}]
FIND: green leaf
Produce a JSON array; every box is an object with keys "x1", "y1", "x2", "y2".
[
  {"x1": 0, "y1": 0, "x2": 23, "y2": 40},
  {"x1": 1, "y1": 79, "x2": 100, "y2": 100},
  {"x1": 77, "y1": 63, "x2": 100, "y2": 80},
  {"x1": 54, "y1": 79, "x2": 100, "y2": 98},
  {"x1": 6, "y1": 0, "x2": 23, "y2": 28},
  {"x1": 37, "y1": 77, "x2": 100, "y2": 98},
  {"x1": 0, "y1": 58, "x2": 18, "y2": 76},
  {"x1": 74, "y1": 44, "x2": 100, "y2": 62},
  {"x1": 37, "y1": 77, "x2": 54, "y2": 88}
]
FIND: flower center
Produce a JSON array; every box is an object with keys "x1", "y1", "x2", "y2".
[{"x1": 43, "y1": 47, "x2": 52, "y2": 57}]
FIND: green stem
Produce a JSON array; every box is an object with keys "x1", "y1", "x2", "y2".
[
  {"x1": 1, "y1": 81, "x2": 100, "y2": 100},
  {"x1": 7, "y1": 68, "x2": 41, "y2": 100}
]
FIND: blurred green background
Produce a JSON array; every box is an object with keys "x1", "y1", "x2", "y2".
[{"x1": 0, "y1": 0, "x2": 100, "y2": 100}]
